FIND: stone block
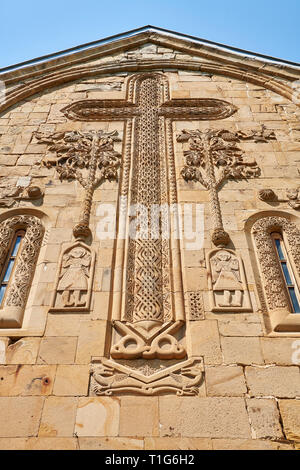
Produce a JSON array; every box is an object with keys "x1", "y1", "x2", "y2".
[
  {"x1": 212, "y1": 439, "x2": 294, "y2": 450},
  {"x1": 0, "y1": 365, "x2": 55, "y2": 396},
  {"x1": 119, "y1": 397, "x2": 159, "y2": 437},
  {"x1": 53, "y1": 365, "x2": 90, "y2": 396},
  {"x1": 144, "y1": 438, "x2": 213, "y2": 450},
  {"x1": 221, "y1": 337, "x2": 264, "y2": 365},
  {"x1": 188, "y1": 320, "x2": 222, "y2": 364},
  {"x1": 245, "y1": 366, "x2": 300, "y2": 398},
  {"x1": 260, "y1": 338, "x2": 300, "y2": 365},
  {"x1": 246, "y1": 398, "x2": 283, "y2": 439},
  {"x1": 39, "y1": 397, "x2": 78, "y2": 437},
  {"x1": 0, "y1": 397, "x2": 44, "y2": 437},
  {"x1": 279, "y1": 400, "x2": 300, "y2": 442},
  {"x1": 159, "y1": 397, "x2": 251, "y2": 438},
  {"x1": 5, "y1": 338, "x2": 41, "y2": 365},
  {"x1": 38, "y1": 337, "x2": 78, "y2": 364},
  {"x1": 76, "y1": 321, "x2": 107, "y2": 364},
  {"x1": 78, "y1": 437, "x2": 144, "y2": 450},
  {"x1": 75, "y1": 397, "x2": 120, "y2": 437},
  {"x1": 205, "y1": 366, "x2": 247, "y2": 396}
]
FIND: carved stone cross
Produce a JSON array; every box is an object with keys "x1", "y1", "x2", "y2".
[{"x1": 56, "y1": 73, "x2": 237, "y2": 360}]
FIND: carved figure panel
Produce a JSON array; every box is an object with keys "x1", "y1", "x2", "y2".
[
  {"x1": 50, "y1": 242, "x2": 95, "y2": 312},
  {"x1": 207, "y1": 249, "x2": 252, "y2": 312},
  {"x1": 287, "y1": 188, "x2": 300, "y2": 210}
]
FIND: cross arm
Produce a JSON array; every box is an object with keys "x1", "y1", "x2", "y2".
[
  {"x1": 159, "y1": 99, "x2": 237, "y2": 120},
  {"x1": 62, "y1": 100, "x2": 140, "y2": 121}
]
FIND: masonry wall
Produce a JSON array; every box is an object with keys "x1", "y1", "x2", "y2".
[{"x1": 0, "y1": 50, "x2": 299, "y2": 450}]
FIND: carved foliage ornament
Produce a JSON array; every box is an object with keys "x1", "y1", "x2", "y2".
[
  {"x1": 0, "y1": 215, "x2": 44, "y2": 309},
  {"x1": 252, "y1": 216, "x2": 300, "y2": 311}
]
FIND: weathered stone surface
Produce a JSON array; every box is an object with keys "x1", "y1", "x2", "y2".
[
  {"x1": 159, "y1": 397, "x2": 251, "y2": 438},
  {"x1": 261, "y1": 338, "x2": 300, "y2": 365},
  {"x1": 75, "y1": 397, "x2": 120, "y2": 437},
  {"x1": 205, "y1": 366, "x2": 247, "y2": 396},
  {"x1": 39, "y1": 397, "x2": 78, "y2": 437},
  {"x1": 0, "y1": 438, "x2": 78, "y2": 450},
  {"x1": 189, "y1": 321, "x2": 222, "y2": 364},
  {"x1": 245, "y1": 366, "x2": 300, "y2": 398},
  {"x1": 78, "y1": 437, "x2": 144, "y2": 450},
  {"x1": 279, "y1": 400, "x2": 300, "y2": 442},
  {"x1": 212, "y1": 439, "x2": 294, "y2": 450},
  {"x1": 119, "y1": 397, "x2": 159, "y2": 437},
  {"x1": 53, "y1": 365, "x2": 90, "y2": 396},
  {"x1": 38, "y1": 337, "x2": 78, "y2": 364},
  {"x1": 246, "y1": 398, "x2": 283, "y2": 439},
  {"x1": 5, "y1": 338, "x2": 41, "y2": 365},
  {"x1": 0, "y1": 397, "x2": 44, "y2": 437},
  {"x1": 0, "y1": 365, "x2": 55, "y2": 396},
  {"x1": 76, "y1": 321, "x2": 107, "y2": 364},
  {"x1": 221, "y1": 337, "x2": 264, "y2": 365},
  {"x1": 144, "y1": 437, "x2": 213, "y2": 450}
]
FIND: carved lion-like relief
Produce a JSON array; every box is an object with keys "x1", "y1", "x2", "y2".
[
  {"x1": 0, "y1": 215, "x2": 44, "y2": 328},
  {"x1": 50, "y1": 241, "x2": 95, "y2": 312},
  {"x1": 207, "y1": 249, "x2": 252, "y2": 312}
]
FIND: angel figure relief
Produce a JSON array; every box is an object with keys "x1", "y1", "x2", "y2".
[
  {"x1": 211, "y1": 250, "x2": 244, "y2": 308},
  {"x1": 51, "y1": 244, "x2": 95, "y2": 311}
]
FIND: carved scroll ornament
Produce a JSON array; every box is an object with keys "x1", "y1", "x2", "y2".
[{"x1": 0, "y1": 215, "x2": 44, "y2": 328}]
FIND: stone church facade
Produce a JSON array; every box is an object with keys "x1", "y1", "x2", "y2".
[{"x1": 0, "y1": 26, "x2": 299, "y2": 450}]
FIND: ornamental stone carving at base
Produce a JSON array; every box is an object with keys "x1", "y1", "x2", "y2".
[
  {"x1": 111, "y1": 320, "x2": 186, "y2": 360},
  {"x1": 90, "y1": 357, "x2": 204, "y2": 396},
  {"x1": 207, "y1": 248, "x2": 252, "y2": 312},
  {"x1": 50, "y1": 241, "x2": 95, "y2": 312}
]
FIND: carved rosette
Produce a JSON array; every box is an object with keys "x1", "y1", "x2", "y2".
[
  {"x1": 0, "y1": 215, "x2": 44, "y2": 328},
  {"x1": 252, "y1": 216, "x2": 300, "y2": 311},
  {"x1": 50, "y1": 241, "x2": 95, "y2": 312},
  {"x1": 207, "y1": 248, "x2": 252, "y2": 312}
]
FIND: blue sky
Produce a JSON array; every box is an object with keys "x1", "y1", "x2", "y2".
[{"x1": 1, "y1": 0, "x2": 299, "y2": 68}]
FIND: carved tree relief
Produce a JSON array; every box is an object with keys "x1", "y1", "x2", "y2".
[
  {"x1": 0, "y1": 215, "x2": 44, "y2": 328},
  {"x1": 177, "y1": 126, "x2": 276, "y2": 246},
  {"x1": 35, "y1": 129, "x2": 121, "y2": 239},
  {"x1": 207, "y1": 249, "x2": 252, "y2": 312}
]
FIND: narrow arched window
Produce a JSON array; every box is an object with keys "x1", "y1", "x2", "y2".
[
  {"x1": 0, "y1": 230, "x2": 25, "y2": 307},
  {"x1": 271, "y1": 232, "x2": 300, "y2": 314}
]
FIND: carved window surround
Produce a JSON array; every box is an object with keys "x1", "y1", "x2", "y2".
[
  {"x1": 252, "y1": 213, "x2": 300, "y2": 333},
  {"x1": 0, "y1": 209, "x2": 50, "y2": 337}
]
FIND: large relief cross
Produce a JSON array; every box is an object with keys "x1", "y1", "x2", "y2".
[{"x1": 62, "y1": 73, "x2": 237, "y2": 360}]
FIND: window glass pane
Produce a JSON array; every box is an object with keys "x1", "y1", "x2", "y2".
[
  {"x1": 0, "y1": 285, "x2": 6, "y2": 304},
  {"x1": 288, "y1": 287, "x2": 300, "y2": 313},
  {"x1": 281, "y1": 262, "x2": 293, "y2": 286},
  {"x1": 3, "y1": 259, "x2": 15, "y2": 283},
  {"x1": 274, "y1": 238, "x2": 285, "y2": 260},
  {"x1": 11, "y1": 236, "x2": 22, "y2": 257}
]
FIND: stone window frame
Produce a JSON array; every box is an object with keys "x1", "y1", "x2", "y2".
[
  {"x1": 0, "y1": 209, "x2": 50, "y2": 336},
  {"x1": 251, "y1": 212, "x2": 300, "y2": 333}
]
